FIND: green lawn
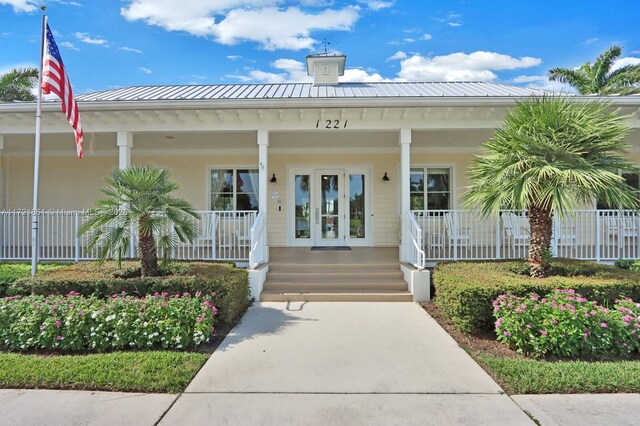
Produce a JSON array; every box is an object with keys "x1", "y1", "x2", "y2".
[
  {"x1": 0, "y1": 351, "x2": 209, "y2": 393},
  {"x1": 477, "y1": 355, "x2": 640, "y2": 394},
  {"x1": 0, "y1": 262, "x2": 70, "y2": 296}
]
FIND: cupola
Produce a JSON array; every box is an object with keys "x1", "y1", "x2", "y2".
[{"x1": 306, "y1": 53, "x2": 346, "y2": 86}]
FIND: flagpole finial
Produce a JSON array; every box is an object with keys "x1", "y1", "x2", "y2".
[{"x1": 41, "y1": 5, "x2": 46, "y2": 11}]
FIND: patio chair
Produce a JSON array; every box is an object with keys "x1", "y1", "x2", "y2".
[
  {"x1": 443, "y1": 212, "x2": 472, "y2": 248},
  {"x1": 501, "y1": 212, "x2": 529, "y2": 250},
  {"x1": 606, "y1": 215, "x2": 639, "y2": 248}
]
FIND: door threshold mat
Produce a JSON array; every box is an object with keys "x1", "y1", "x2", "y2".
[{"x1": 311, "y1": 246, "x2": 352, "y2": 251}]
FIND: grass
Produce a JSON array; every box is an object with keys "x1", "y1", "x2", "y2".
[
  {"x1": 477, "y1": 355, "x2": 640, "y2": 394},
  {"x1": 0, "y1": 262, "x2": 70, "y2": 296},
  {"x1": 0, "y1": 351, "x2": 209, "y2": 393}
]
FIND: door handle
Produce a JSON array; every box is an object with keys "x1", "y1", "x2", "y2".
[{"x1": 316, "y1": 208, "x2": 320, "y2": 224}]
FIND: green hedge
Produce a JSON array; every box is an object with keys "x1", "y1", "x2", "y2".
[
  {"x1": 0, "y1": 263, "x2": 70, "y2": 297},
  {"x1": 7, "y1": 262, "x2": 249, "y2": 324},
  {"x1": 434, "y1": 260, "x2": 640, "y2": 333}
]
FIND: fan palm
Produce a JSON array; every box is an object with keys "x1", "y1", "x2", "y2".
[
  {"x1": 79, "y1": 165, "x2": 199, "y2": 277},
  {"x1": 549, "y1": 45, "x2": 640, "y2": 95},
  {"x1": 464, "y1": 96, "x2": 638, "y2": 278},
  {"x1": 0, "y1": 67, "x2": 39, "y2": 102}
]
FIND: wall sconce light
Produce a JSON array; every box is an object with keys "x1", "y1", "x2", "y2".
[
  {"x1": 382, "y1": 172, "x2": 390, "y2": 182},
  {"x1": 270, "y1": 173, "x2": 278, "y2": 184}
]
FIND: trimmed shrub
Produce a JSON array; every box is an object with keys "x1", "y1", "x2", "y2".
[
  {"x1": 434, "y1": 260, "x2": 640, "y2": 333},
  {"x1": 0, "y1": 292, "x2": 217, "y2": 352},
  {"x1": 493, "y1": 290, "x2": 640, "y2": 358},
  {"x1": 9, "y1": 262, "x2": 249, "y2": 324},
  {"x1": 0, "y1": 263, "x2": 70, "y2": 298},
  {"x1": 615, "y1": 259, "x2": 640, "y2": 271}
]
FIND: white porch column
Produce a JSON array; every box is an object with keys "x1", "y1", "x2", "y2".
[
  {"x1": 117, "y1": 131, "x2": 133, "y2": 169},
  {"x1": 257, "y1": 130, "x2": 269, "y2": 261},
  {"x1": 400, "y1": 128, "x2": 412, "y2": 263}
]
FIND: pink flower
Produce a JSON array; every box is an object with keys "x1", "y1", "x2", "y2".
[
  {"x1": 54, "y1": 320, "x2": 61, "y2": 328},
  {"x1": 540, "y1": 330, "x2": 548, "y2": 336},
  {"x1": 600, "y1": 322, "x2": 608, "y2": 328},
  {"x1": 56, "y1": 335, "x2": 62, "y2": 341},
  {"x1": 196, "y1": 317, "x2": 202, "y2": 323},
  {"x1": 502, "y1": 331, "x2": 511, "y2": 336},
  {"x1": 526, "y1": 324, "x2": 531, "y2": 329},
  {"x1": 495, "y1": 318, "x2": 503, "y2": 328}
]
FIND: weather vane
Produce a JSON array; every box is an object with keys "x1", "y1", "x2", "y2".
[{"x1": 321, "y1": 39, "x2": 331, "y2": 55}]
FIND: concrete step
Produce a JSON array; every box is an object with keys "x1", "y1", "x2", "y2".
[
  {"x1": 263, "y1": 280, "x2": 408, "y2": 292},
  {"x1": 268, "y1": 263, "x2": 400, "y2": 274},
  {"x1": 260, "y1": 290, "x2": 413, "y2": 302},
  {"x1": 266, "y1": 271, "x2": 404, "y2": 282}
]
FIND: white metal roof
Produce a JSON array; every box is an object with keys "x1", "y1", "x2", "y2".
[{"x1": 75, "y1": 81, "x2": 544, "y2": 102}]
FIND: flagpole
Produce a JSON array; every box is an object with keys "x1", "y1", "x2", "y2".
[{"x1": 31, "y1": 8, "x2": 47, "y2": 277}]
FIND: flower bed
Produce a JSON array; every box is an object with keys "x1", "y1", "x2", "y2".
[
  {"x1": 434, "y1": 260, "x2": 640, "y2": 333},
  {"x1": 0, "y1": 292, "x2": 217, "y2": 352},
  {"x1": 6, "y1": 261, "x2": 249, "y2": 324},
  {"x1": 493, "y1": 289, "x2": 640, "y2": 358}
]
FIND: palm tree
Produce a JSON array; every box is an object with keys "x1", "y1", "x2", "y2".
[
  {"x1": 464, "y1": 96, "x2": 638, "y2": 278},
  {"x1": 79, "y1": 165, "x2": 199, "y2": 277},
  {"x1": 0, "y1": 67, "x2": 39, "y2": 102},
  {"x1": 549, "y1": 45, "x2": 640, "y2": 95}
]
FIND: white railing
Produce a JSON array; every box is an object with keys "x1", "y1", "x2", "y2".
[
  {"x1": 403, "y1": 211, "x2": 426, "y2": 269},
  {"x1": 0, "y1": 210, "x2": 257, "y2": 262},
  {"x1": 249, "y1": 211, "x2": 266, "y2": 269},
  {"x1": 411, "y1": 209, "x2": 640, "y2": 262}
]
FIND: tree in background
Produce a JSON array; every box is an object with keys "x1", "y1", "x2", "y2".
[
  {"x1": 0, "y1": 67, "x2": 38, "y2": 102},
  {"x1": 549, "y1": 45, "x2": 640, "y2": 95}
]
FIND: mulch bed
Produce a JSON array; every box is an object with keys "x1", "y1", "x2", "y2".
[{"x1": 422, "y1": 301, "x2": 521, "y2": 359}]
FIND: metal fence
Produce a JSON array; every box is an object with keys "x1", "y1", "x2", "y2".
[
  {"x1": 0, "y1": 210, "x2": 258, "y2": 262},
  {"x1": 410, "y1": 209, "x2": 640, "y2": 266}
]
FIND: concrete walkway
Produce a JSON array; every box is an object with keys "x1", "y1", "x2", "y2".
[
  {"x1": 3, "y1": 303, "x2": 639, "y2": 425},
  {"x1": 161, "y1": 302, "x2": 532, "y2": 425}
]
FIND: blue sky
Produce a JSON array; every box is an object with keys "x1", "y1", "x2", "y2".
[{"x1": 1, "y1": 0, "x2": 639, "y2": 95}]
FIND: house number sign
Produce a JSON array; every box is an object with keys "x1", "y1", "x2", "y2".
[{"x1": 315, "y1": 119, "x2": 348, "y2": 129}]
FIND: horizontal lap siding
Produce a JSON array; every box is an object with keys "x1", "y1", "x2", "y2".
[{"x1": 6, "y1": 156, "x2": 118, "y2": 209}]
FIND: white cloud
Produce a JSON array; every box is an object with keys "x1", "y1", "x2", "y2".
[
  {"x1": 227, "y1": 55, "x2": 242, "y2": 60},
  {"x1": 139, "y1": 67, "x2": 152, "y2": 74},
  {"x1": 632, "y1": 50, "x2": 640, "y2": 55},
  {"x1": 397, "y1": 51, "x2": 542, "y2": 82},
  {"x1": 74, "y1": 32, "x2": 108, "y2": 46},
  {"x1": 448, "y1": 22, "x2": 462, "y2": 27},
  {"x1": 512, "y1": 75, "x2": 547, "y2": 83},
  {"x1": 121, "y1": 1, "x2": 360, "y2": 51},
  {"x1": 386, "y1": 51, "x2": 407, "y2": 61},
  {"x1": 512, "y1": 75, "x2": 573, "y2": 93},
  {"x1": 119, "y1": 46, "x2": 143, "y2": 54},
  {"x1": 212, "y1": 7, "x2": 359, "y2": 50},
  {"x1": 357, "y1": 0, "x2": 394, "y2": 10},
  {"x1": 0, "y1": 0, "x2": 36, "y2": 12},
  {"x1": 612, "y1": 56, "x2": 640, "y2": 71},
  {"x1": 422, "y1": 33, "x2": 432, "y2": 41},
  {"x1": 403, "y1": 37, "x2": 415, "y2": 43},
  {"x1": 342, "y1": 68, "x2": 387, "y2": 82},
  {"x1": 583, "y1": 37, "x2": 599, "y2": 45},
  {"x1": 60, "y1": 41, "x2": 80, "y2": 51}
]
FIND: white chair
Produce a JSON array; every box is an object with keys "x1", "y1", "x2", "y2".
[
  {"x1": 501, "y1": 212, "x2": 529, "y2": 250},
  {"x1": 606, "y1": 215, "x2": 639, "y2": 248},
  {"x1": 443, "y1": 212, "x2": 472, "y2": 248}
]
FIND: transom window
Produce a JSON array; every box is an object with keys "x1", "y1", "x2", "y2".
[
  {"x1": 210, "y1": 169, "x2": 259, "y2": 211},
  {"x1": 410, "y1": 167, "x2": 451, "y2": 211}
]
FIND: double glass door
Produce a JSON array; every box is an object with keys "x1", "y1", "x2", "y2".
[{"x1": 292, "y1": 168, "x2": 367, "y2": 246}]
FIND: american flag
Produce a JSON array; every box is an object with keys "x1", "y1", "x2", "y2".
[{"x1": 41, "y1": 22, "x2": 84, "y2": 159}]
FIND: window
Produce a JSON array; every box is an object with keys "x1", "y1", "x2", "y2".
[
  {"x1": 322, "y1": 64, "x2": 329, "y2": 75},
  {"x1": 210, "y1": 169, "x2": 259, "y2": 211},
  {"x1": 410, "y1": 167, "x2": 451, "y2": 211},
  {"x1": 597, "y1": 171, "x2": 640, "y2": 209}
]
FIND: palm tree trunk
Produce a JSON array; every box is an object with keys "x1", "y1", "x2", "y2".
[
  {"x1": 138, "y1": 215, "x2": 158, "y2": 277},
  {"x1": 528, "y1": 205, "x2": 552, "y2": 278}
]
